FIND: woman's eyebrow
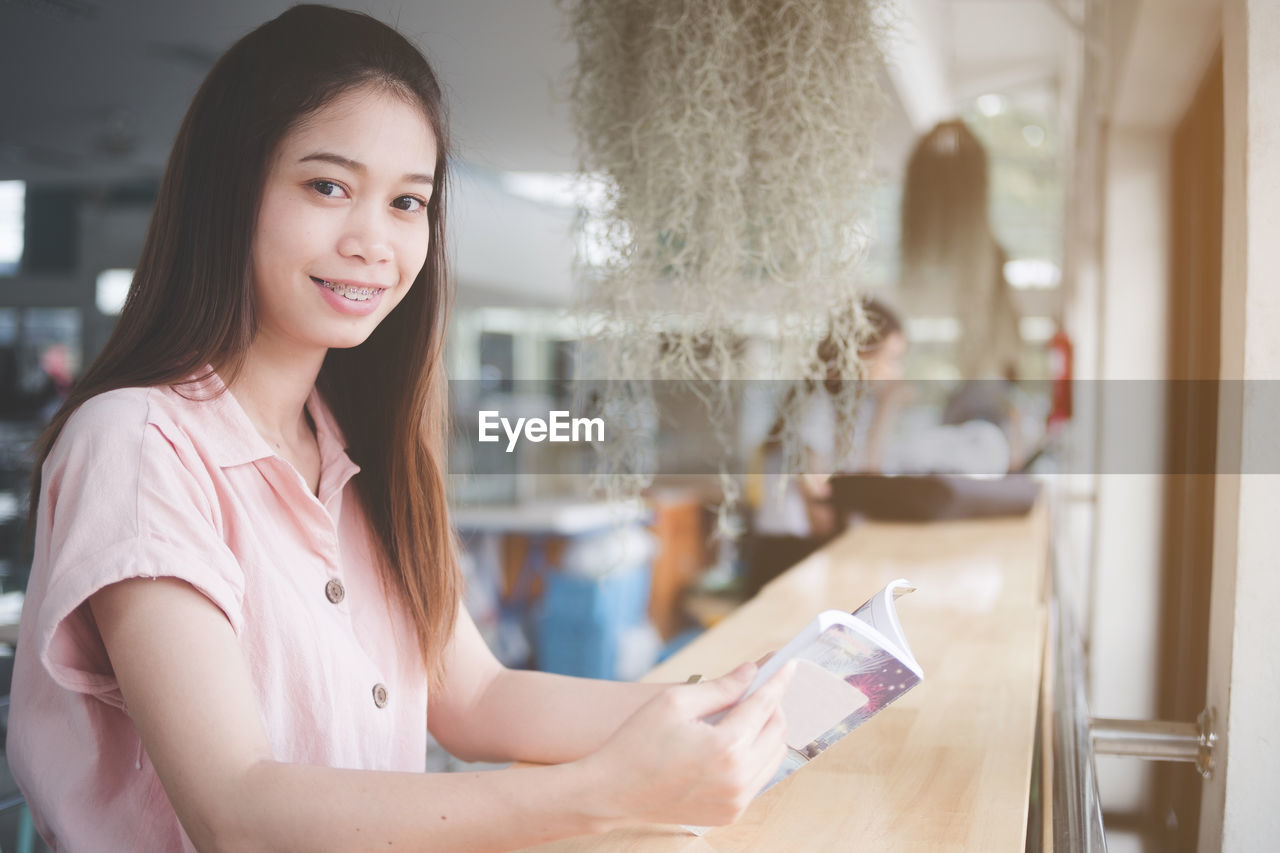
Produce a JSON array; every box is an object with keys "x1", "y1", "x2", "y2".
[{"x1": 299, "y1": 151, "x2": 434, "y2": 186}]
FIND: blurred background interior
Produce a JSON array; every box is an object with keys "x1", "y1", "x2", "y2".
[{"x1": 2, "y1": 2, "x2": 1276, "y2": 852}]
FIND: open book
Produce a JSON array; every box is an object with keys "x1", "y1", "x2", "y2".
[{"x1": 688, "y1": 579, "x2": 922, "y2": 835}]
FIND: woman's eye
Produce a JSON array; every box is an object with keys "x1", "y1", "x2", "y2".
[
  {"x1": 310, "y1": 180, "x2": 347, "y2": 198},
  {"x1": 393, "y1": 195, "x2": 428, "y2": 213}
]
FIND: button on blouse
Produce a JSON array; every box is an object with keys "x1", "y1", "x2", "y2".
[{"x1": 325, "y1": 578, "x2": 346, "y2": 604}]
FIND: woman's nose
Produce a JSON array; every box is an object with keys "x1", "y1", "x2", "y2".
[{"x1": 337, "y1": 207, "x2": 393, "y2": 264}]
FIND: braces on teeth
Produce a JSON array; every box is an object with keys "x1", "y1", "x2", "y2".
[{"x1": 316, "y1": 278, "x2": 378, "y2": 301}]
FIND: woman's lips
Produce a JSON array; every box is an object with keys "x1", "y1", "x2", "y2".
[
  {"x1": 310, "y1": 276, "x2": 384, "y2": 300},
  {"x1": 311, "y1": 276, "x2": 386, "y2": 316}
]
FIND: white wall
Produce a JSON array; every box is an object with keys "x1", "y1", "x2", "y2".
[
  {"x1": 1201, "y1": 1, "x2": 1280, "y2": 848},
  {"x1": 1086, "y1": 2, "x2": 1224, "y2": 838},
  {"x1": 1089, "y1": 127, "x2": 1171, "y2": 816},
  {"x1": 449, "y1": 165, "x2": 576, "y2": 309}
]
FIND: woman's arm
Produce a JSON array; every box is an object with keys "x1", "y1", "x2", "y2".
[
  {"x1": 91, "y1": 577, "x2": 792, "y2": 853},
  {"x1": 863, "y1": 382, "x2": 910, "y2": 473},
  {"x1": 799, "y1": 448, "x2": 837, "y2": 539},
  {"x1": 426, "y1": 607, "x2": 671, "y2": 765}
]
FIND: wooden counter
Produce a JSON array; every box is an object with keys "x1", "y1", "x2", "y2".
[{"x1": 524, "y1": 504, "x2": 1050, "y2": 852}]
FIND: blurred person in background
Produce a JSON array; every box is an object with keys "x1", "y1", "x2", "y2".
[
  {"x1": 898, "y1": 119, "x2": 1021, "y2": 382},
  {"x1": 744, "y1": 297, "x2": 907, "y2": 593}
]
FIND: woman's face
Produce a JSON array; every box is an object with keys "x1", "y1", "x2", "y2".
[
  {"x1": 250, "y1": 85, "x2": 438, "y2": 356},
  {"x1": 864, "y1": 331, "x2": 908, "y2": 382}
]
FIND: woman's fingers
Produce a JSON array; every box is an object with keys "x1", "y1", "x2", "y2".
[
  {"x1": 579, "y1": 659, "x2": 794, "y2": 828},
  {"x1": 715, "y1": 660, "x2": 795, "y2": 743},
  {"x1": 743, "y1": 708, "x2": 789, "y2": 797},
  {"x1": 720, "y1": 705, "x2": 789, "y2": 823},
  {"x1": 672, "y1": 662, "x2": 757, "y2": 719}
]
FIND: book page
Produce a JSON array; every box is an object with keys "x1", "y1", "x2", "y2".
[
  {"x1": 783, "y1": 659, "x2": 869, "y2": 748},
  {"x1": 852, "y1": 589, "x2": 890, "y2": 635},
  {"x1": 787, "y1": 622, "x2": 920, "y2": 758},
  {"x1": 851, "y1": 579, "x2": 920, "y2": 673}
]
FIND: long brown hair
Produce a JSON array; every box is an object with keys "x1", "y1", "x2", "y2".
[
  {"x1": 899, "y1": 119, "x2": 1019, "y2": 377},
  {"x1": 29, "y1": 5, "x2": 460, "y2": 687}
]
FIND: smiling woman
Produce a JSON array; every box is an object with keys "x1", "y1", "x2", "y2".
[
  {"x1": 4, "y1": 5, "x2": 793, "y2": 853},
  {"x1": 250, "y1": 87, "x2": 437, "y2": 348}
]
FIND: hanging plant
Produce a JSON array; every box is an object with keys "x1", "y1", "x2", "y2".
[{"x1": 564, "y1": 0, "x2": 891, "y2": 502}]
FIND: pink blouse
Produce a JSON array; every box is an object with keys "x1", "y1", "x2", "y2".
[{"x1": 7, "y1": 370, "x2": 430, "y2": 851}]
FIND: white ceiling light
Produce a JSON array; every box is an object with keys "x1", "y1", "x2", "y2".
[
  {"x1": 976, "y1": 93, "x2": 1006, "y2": 116},
  {"x1": 1003, "y1": 258, "x2": 1061, "y2": 289},
  {"x1": 498, "y1": 172, "x2": 578, "y2": 208},
  {"x1": 95, "y1": 268, "x2": 133, "y2": 315},
  {"x1": 0, "y1": 181, "x2": 24, "y2": 275}
]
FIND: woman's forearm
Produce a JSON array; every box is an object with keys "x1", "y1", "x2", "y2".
[
  {"x1": 217, "y1": 758, "x2": 621, "y2": 853},
  {"x1": 465, "y1": 669, "x2": 671, "y2": 765},
  {"x1": 218, "y1": 662, "x2": 796, "y2": 852}
]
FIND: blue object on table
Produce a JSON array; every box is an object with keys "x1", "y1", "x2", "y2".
[{"x1": 535, "y1": 561, "x2": 652, "y2": 680}]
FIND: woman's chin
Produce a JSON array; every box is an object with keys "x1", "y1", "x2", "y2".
[
  {"x1": 324, "y1": 331, "x2": 377, "y2": 350},
  {"x1": 314, "y1": 318, "x2": 385, "y2": 351}
]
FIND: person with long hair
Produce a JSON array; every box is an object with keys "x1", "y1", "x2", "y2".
[
  {"x1": 752, "y1": 298, "x2": 907, "y2": 536},
  {"x1": 744, "y1": 298, "x2": 907, "y2": 594},
  {"x1": 898, "y1": 119, "x2": 1021, "y2": 380},
  {"x1": 6, "y1": 7, "x2": 792, "y2": 851}
]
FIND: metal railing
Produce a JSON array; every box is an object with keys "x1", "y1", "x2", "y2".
[{"x1": 1049, "y1": 592, "x2": 1108, "y2": 851}]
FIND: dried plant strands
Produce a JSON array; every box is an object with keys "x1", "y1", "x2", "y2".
[{"x1": 566, "y1": 0, "x2": 890, "y2": 499}]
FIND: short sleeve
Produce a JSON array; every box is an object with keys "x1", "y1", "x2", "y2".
[{"x1": 31, "y1": 392, "x2": 245, "y2": 709}]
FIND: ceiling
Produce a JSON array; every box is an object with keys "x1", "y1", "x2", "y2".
[
  {"x1": 0, "y1": 0, "x2": 580, "y2": 183},
  {"x1": 0, "y1": 0, "x2": 1072, "y2": 186}
]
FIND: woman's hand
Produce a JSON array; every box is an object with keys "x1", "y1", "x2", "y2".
[{"x1": 575, "y1": 660, "x2": 796, "y2": 829}]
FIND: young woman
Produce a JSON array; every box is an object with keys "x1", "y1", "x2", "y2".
[
  {"x1": 744, "y1": 298, "x2": 907, "y2": 594},
  {"x1": 751, "y1": 299, "x2": 908, "y2": 537},
  {"x1": 6, "y1": 6, "x2": 793, "y2": 851}
]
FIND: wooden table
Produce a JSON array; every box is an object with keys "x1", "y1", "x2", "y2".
[{"x1": 523, "y1": 504, "x2": 1050, "y2": 852}]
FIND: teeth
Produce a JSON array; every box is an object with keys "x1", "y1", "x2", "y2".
[{"x1": 316, "y1": 278, "x2": 377, "y2": 302}]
